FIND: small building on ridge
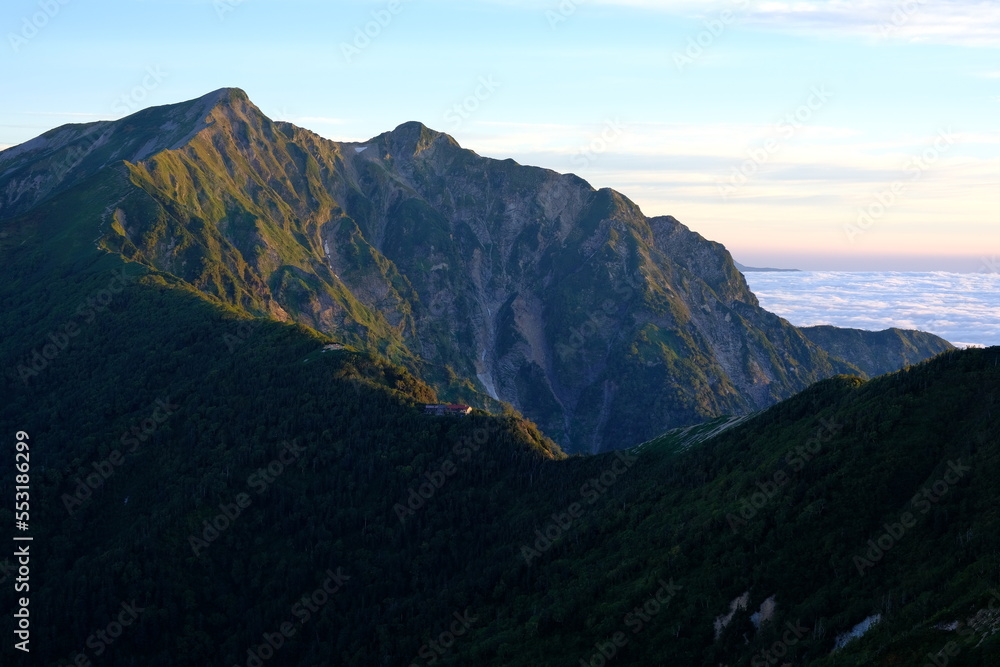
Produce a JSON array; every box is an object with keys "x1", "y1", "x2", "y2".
[{"x1": 424, "y1": 404, "x2": 472, "y2": 416}]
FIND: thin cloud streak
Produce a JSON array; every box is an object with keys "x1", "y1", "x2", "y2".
[
  {"x1": 430, "y1": 116, "x2": 1000, "y2": 262},
  {"x1": 498, "y1": 0, "x2": 1000, "y2": 47},
  {"x1": 31, "y1": 112, "x2": 105, "y2": 118}
]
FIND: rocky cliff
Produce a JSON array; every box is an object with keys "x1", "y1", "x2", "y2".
[{"x1": 0, "y1": 88, "x2": 953, "y2": 452}]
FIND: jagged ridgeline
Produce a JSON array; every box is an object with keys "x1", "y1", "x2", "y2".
[
  {"x1": 0, "y1": 89, "x2": 994, "y2": 666},
  {"x1": 0, "y1": 87, "x2": 951, "y2": 455},
  {"x1": 0, "y1": 235, "x2": 996, "y2": 665}
]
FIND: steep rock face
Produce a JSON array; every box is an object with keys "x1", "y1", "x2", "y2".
[
  {"x1": 800, "y1": 326, "x2": 954, "y2": 377},
  {"x1": 0, "y1": 88, "x2": 953, "y2": 453},
  {"x1": 0, "y1": 89, "x2": 231, "y2": 217}
]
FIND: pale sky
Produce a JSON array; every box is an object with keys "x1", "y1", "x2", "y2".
[{"x1": 2, "y1": 0, "x2": 998, "y2": 270}]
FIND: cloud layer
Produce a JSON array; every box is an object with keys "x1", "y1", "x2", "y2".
[{"x1": 743, "y1": 271, "x2": 1000, "y2": 347}]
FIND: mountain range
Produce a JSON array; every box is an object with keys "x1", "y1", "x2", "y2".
[
  {"x1": 0, "y1": 88, "x2": 952, "y2": 454},
  {"x1": 0, "y1": 89, "x2": 996, "y2": 667}
]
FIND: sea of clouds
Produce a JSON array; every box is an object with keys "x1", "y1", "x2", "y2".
[{"x1": 742, "y1": 272, "x2": 1000, "y2": 349}]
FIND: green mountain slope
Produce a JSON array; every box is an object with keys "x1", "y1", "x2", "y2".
[
  {"x1": 801, "y1": 325, "x2": 957, "y2": 378},
  {"x1": 437, "y1": 347, "x2": 1000, "y2": 666},
  {"x1": 0, "y1": 209, "x2": 996, "y2": 665},
  {"x1": 0, "y1": 237, "x2": 562, "y2": 666},
  {"x1": 0, "y1": 88, "x2": 953, "y2": 453}
]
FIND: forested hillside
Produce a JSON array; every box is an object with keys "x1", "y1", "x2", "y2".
[
  {"x1": 0, "y1": 225, "x2": 997, "y2": 665},
  {"x1": 0, "y1": 89, "x2": 987, "y2": 667},
  {"x1": 0, "y1": 237, "x2": 563, "y2": 665}
]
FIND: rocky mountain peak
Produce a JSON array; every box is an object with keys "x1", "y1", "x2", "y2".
[
  {"x1": 0, "y1": 89, "x2": 955, "y2": 453},
  {"x1": 370, "y1": 120, "x2": 463, "y2": 162}
]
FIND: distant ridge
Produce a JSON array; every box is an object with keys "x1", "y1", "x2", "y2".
[{"x1": 734, "y1": 260, "x2": 801, "y2": 273}]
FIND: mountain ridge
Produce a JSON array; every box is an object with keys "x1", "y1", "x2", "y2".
[
  {"x1": 0, "y1": 237, "x2": 993, "y2": 665},
  {"x1": 1, "y1": 89, "x2": 994, "y2": 667},
  {"x1": 0, "y1": 88, "x2": 954, "y2": 453}
]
